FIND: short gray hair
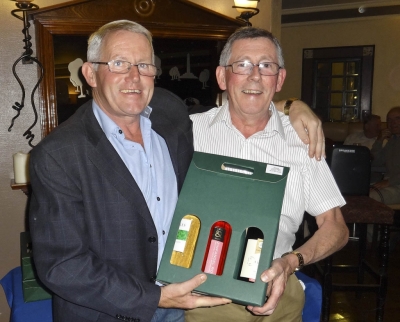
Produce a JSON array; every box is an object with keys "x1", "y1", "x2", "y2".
[
  {"x1": 87, "y1": 20, "x2": 154, "y2": 67},
  {"x1": 219, "y1": 27, "x2": 284, "y2": 68}
]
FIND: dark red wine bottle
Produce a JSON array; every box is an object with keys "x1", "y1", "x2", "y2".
[
  {"x1": 202, "y1": 221, "x2": 232, "y2": 275},
  {"x1": 237, "y1": 227, "x2": 264, "y2": 283}
]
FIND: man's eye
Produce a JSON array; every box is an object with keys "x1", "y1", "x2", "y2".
[
  {"x1": 260, "y1": 63, "x2": 272, "y2": 69},
  {"x1": 113, "y1": 61, "x2": 124, "y2": 67},
  {"x1": 138, "y1": 63, "x2": 148, "y2": 69},
  {"x1": 237, "y1": 62, "x2": 248, "y2": 68}
]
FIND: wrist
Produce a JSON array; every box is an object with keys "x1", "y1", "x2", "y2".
[
  {"x1": 281, "y1": 251, "x2": 304, "y2": 274},
  {"x1": 283, "y1": 98, "x2": 299, "y2": 116}
]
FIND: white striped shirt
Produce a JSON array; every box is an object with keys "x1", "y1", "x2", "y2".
[{"x1": 190, "y1": 102, "x2": 345, "y2": 258}]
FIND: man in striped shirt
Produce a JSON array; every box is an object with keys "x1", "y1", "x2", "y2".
[{"x1": 186, "y1": 27, "x2": 349, "y2": 322}]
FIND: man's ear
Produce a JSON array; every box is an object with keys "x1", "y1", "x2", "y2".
[
  {"x1": 82, "y1": 62, "x2": 97, "y2": 88},
  {"x1": 216, "y1": 66, "x2": 227, "y2": 91},
  {"x1": 275, "y1": 68, "x2": 286, "y2": 93}
]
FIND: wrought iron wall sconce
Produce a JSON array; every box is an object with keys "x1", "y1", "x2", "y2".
[
  {"x1": 9, "y1": 0, "x2": 44, "y2": 147},
  {"x1": 232, "y1": 0, "x2": 260, "y2": 26}
]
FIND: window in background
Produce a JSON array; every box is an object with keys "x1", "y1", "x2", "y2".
[{"x1": 302, "y1": 46, "x2": 374, "y2": 122}]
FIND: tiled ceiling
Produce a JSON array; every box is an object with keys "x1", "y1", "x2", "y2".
[{"x1": 282, "y1": 0, "x2": 400, "y2": 24}]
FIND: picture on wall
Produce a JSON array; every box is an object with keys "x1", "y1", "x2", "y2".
[{"x1": 53, "y1": 35, "x2": 223, "y2": 125}]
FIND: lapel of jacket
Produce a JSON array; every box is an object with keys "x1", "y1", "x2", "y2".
[
  {"x1": 149, "y1": 110, "x2": 179, "y2": 183},
  {"x1": 80, "y1": 102, "x2": 154, "y2": 226}
]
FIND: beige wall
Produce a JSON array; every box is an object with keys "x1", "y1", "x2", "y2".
[{"x1": 279, "y1": 16, "x2": 400, "y2": 119}]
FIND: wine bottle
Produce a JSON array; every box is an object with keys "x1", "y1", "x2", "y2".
[
  {"x1": 170, "y1": 214, "x2": 200, "y2": 268},
  {"x1": 202, "y1": 221, "x2": 232, "y2": 275},
  {"x1": 238, "y1": 227, "x2": 263, "y2": 283}
]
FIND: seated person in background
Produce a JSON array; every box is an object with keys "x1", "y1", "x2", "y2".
[
  {"x1": 343, "y1": 114, "x2": 381, "y2": 149},
  {"x1": 370, "y1": 107, "x2": 400, "y2": 205}
]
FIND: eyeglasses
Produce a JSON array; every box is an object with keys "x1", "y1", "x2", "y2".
[
  {"x1": 225, "y1": 61, "x2": 281, "y2": 76},
  {"x1": 91, "y1": 60, "x2": 157, "y2": 77}
]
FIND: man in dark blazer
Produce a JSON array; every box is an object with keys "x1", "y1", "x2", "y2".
[
  {"x1": 29, "y1": 20, "x2": 231, "y2": 322},
  {"x1": 29, "y1": 20, "x2": 325, "y2": 322}
]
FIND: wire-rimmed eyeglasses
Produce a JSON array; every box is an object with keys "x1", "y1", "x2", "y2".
[
  {"x1": 224, "y1": 61, "x2": 281, "y2": 76},
  {"x1": 91, "y1": 60, "x2": 157, "y2": 77}
]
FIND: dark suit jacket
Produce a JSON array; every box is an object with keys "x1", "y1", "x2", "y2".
[{"x1": 29, "y1": 88, "x2": 194, "y2": 322}]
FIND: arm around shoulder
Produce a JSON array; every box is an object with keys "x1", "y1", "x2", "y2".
[{"x1": 274, "y1": 99, "x2": 324, "y2": 160}]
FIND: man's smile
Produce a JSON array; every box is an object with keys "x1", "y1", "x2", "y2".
[
  {"x1": 120, "y1": 89, "x2": 142, "y2": 94},
  {"x1": 242, "y1": 89, "x2": 262, "y2": 94}
]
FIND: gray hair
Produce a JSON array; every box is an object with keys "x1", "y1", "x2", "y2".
[
  {"x1": 87, "y1": 20, "x2": 154, "y2": 67},
  {"x1": 219, "y1": 27, "x2": 284, "y2": 68}
]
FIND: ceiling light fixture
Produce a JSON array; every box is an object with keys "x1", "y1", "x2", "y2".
[{"x1": 233, "y1": 0, "x2": 260, "y2": 26}]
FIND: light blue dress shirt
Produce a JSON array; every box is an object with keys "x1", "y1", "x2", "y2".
[{"x1": 92, "y1": 101, "x2": 178, "y2": 269}]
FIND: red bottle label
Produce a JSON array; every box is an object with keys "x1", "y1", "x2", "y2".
[{"x1": 204, "y1": 227, "x2": 225, "y2": 275}]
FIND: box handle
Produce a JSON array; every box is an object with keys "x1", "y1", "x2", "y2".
[{"x1": 221, "y1": 162, "x2": 254, "y2": 176}]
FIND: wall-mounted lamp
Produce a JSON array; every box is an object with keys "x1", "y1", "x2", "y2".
[
  {"x1": 9, "y1": 0, "x2": 44, "y2": 148},
  {"x1": 233, "y1": 0, "x2": 260, "y2": 26}
]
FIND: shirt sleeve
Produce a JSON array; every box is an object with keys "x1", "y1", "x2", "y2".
[{"x1": 303, "y1": 158, "x2": 346, "y2": 217}]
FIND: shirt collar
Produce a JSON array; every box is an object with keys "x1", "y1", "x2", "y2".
[
  {"x1": 209, "y1": 101, "x2": 286, "y2": 140},
  {"x1": 92, "y1": 100, "x2": 153, "y2": 139}
]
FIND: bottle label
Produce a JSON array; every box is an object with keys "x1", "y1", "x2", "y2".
[
  {"x1": 173, "y1": 218, "x2": 192, "y2": 252},
  {"x1": 204, "y1": 227, "x2": 225, "y2": 274},
  {"x1": 240, "y1": 238, "x2": 263, "y2": 281}
]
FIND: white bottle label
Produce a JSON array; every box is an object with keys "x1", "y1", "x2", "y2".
[
  {"x1": 173, "y1": 218, "x2": 192, "y2": 252},
  {"x1": 240, "y1": 238, "x2": 263, "y2": 280}
]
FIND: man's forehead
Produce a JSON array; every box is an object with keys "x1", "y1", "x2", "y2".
[{"x1": 231, "y1": 38, "x2": 276, "y2": 60}]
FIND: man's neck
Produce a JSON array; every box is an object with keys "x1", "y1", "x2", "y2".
[{"x1": 229, "y1": 108, "x2": 271, "y2": 139}]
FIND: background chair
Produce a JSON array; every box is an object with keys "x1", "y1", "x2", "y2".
[
  {"x1": 329, "y1": 145, "x2": 371, "y2": 196},
  {"x1": 329, "y1": 145, "x2": 371, "y2": 238},
  {"x1": 317, "y1": 145, "x2": 393, "y2": 321},
  {"x1": 295, "y1": 271, "x2": 322, "y2": 322},
  {"x1": 0, "y1": 267, "x2": 53, "y2": 322}
]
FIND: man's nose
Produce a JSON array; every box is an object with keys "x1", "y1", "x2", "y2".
[
  {"x1": 249, "y1": 65, "x2": 261, "y2": 79},
  {"x1": 125, "y1": 65, "x2": 141, "y2": 79}
]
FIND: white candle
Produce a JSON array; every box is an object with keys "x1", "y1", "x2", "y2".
[{"x1": 13, "y1": 152, "x2": 30, "y2": 184}]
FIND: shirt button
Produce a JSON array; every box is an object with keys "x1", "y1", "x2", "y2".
[
  {"x1": 162, "y1": 230, "x2": 165, "y2": 235},
  {"x1": 148, "y1": 236, "x2": 157, "y2": 243},
  {"x1": 118, "y1": 129, "x2": 122, "y2": 134},
  {"x1": 157, "y1": 197, "x2": 160, "y2": 201}
]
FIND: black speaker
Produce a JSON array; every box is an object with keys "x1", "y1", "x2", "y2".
[{"x1": 329, "y1": 145, "x2": 371, "y2": 196}]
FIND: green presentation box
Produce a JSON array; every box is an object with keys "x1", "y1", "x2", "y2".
[
  {"x1": 157, "y1": 152, "x2": 289, "y2": 307},
  {"x1": 22, "y1": 279, "x2": 52, "y2": 303},
  {"x1": 20, "y1": 232, "x2": 52, "y2": 302},
  {"x1": 20, "y1": 232, "x2": 35, "y2": 281}
]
